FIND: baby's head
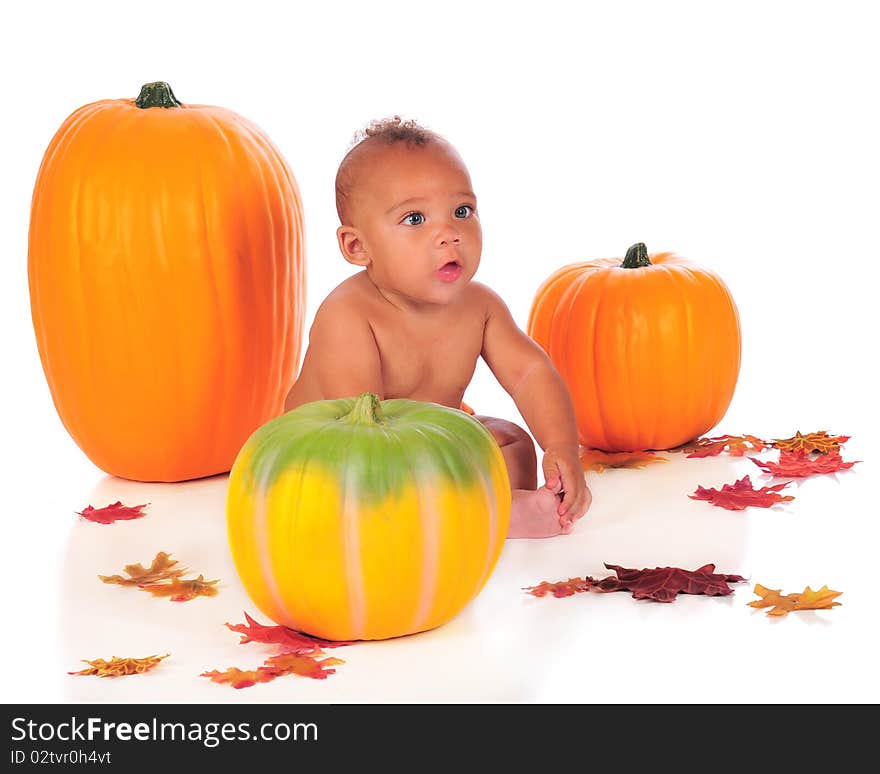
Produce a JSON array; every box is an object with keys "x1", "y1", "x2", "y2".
[{"x1": 335, "y1": 116, "x2": 481, "y2": 308}]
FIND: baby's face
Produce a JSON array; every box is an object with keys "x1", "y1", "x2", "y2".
[{"x1": 343, "y1": 141, "x2": 481, "y2": 307}]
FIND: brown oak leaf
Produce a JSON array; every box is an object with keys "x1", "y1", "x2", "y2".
[
  {"x1": 264, "y1": 652, "x2": 345, "y2": 680},
  {"x1": 202, "y1": 650, "x2": 345, "y2": 689},
  {"x1": 200, "y1": 666, "x2": 280, "y2": 689},
  {"x1": 140, "y1": 574, "x2": 219, "y2": 602},
  {"x1": 226, "y1": 612, "x2": 353, "y2": 651},
  {"x1": 750, "y1": 449, "x2": 860, "y2": 478},
  {"x1": 99, "y1": 552, "x2": 186, "y2": 586},
  {"x1": 675, "y1": 434, "x2": 768, "y2": 458},
  {"x1": 748, "y1": 583, "x2": 842, "y2": 616},
  {"x1": 689, "y1": 475, "x2": 795, "y2": 510},
  {"x1": 69, "y1": 654, "x2": 169, "y2": 677},
  {"x1": 76, "y1": 501, "x2": 148, "y2": 524},
  {"x1": 523, "y1": 577, "x2": 593, "y2": 598},
  {"x1": 770, "y1": 431, "x2": 850, "y2": 455},
  {"x1": 589, "y1": 562, "x2": 746, "y2": 602},
  {"x1": 579, "y1": 448, "x2": 667, "y2": 473}
]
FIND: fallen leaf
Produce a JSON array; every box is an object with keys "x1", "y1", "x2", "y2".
[
  {"x1": 140, "y1": 574, "x2": 219, "y2": 602},
  {"x1": 579, "y1": 448, "x2": 667, "y2": 472},
  {"x1": 69, "y1": 654, "x2": 169, "y2": 677},
  {"x1": 76, "y1": 501, "x2": 148, "y2": 524},
  {"x1": 524, "y1": 563, "x2": 746, "y2": 603},
  {"x1": 675, "y1": 434, "x2": 768, "y2": 458},
  {"x1": 226, "y1": 612, "x2": 353, "y2": 651},
  {"x1": 202, "y1": 650, "x2": 345, "y2": 689},
  {"x1": 689, "y1": 475, "x2": 795, "y2": 511},
  {"x1": 200, "y1": 666, "x2": 279, "y2": 689},
  {"x1": 523, "y1": 577, "x2": 593, "y2": 598},
  {"x1": 589, "y1": 563, "x2": 746, "y2": 602},
  {"x1": 264, "y1": 652, "x2": 345, "y2": 680},
  {"x1": 770, "y1": 431, "x2": 850, "y2": 455},
  {"x1": 748, "y1": 583, "x2": 843, "y2": 616},
  {"x1": 99, "y1": 551, "x2": 186, "y2": 586},
  {"x1": 750, "y1": 449, "x2": 860, "y2": 478}
]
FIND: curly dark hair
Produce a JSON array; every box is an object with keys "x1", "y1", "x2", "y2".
[{"x1": 335, "y1": 115, "x2": 441, "y2": 224}]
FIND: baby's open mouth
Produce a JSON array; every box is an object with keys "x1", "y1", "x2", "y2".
[{"x1": 436, "y1": 260, "x2": 463, "y2": 282}]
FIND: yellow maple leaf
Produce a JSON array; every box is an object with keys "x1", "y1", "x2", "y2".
[
  {"x1": 770, "y1": 431, "x2": 850, "y2": 455},
  {"x1": 579, "y1": 448, "x2": 667, "y2": 472},
  {"x1": 748, "y1": 584, "x2": 842, "y2": 616},
  {"x1": 69, "y1": 654, "x2": 170, "y2": 677}
]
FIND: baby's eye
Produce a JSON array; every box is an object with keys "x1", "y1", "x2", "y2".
[
  {"x1": 402, "y1": 212, "x2": 425, "y2": 226},
  {"x1": 455, "y1": 205, "x2": 474, "y2": 219}
]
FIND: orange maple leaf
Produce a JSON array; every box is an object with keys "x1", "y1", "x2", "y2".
[
  {"x1": 69, "y1": 654, "x2": 170, "y2": 677},
  {"x1": 770, "y1": 430, "x2": 850, "y2": 455},
  {"x1": 748, "y1": 584, "x2": 842, "y2": 616},
  {"x1": 99, "y1": 552, "x2": 186, "y2": 586},
  {"x1": 579, "y1": 448, "x2": 667, "y2": 473},
  {"x1": 751, "y1": 449, "x2": 860, "y2": 478},
  {"x1": 140, "y1": 574, "x2": 219, "y2": 602}
]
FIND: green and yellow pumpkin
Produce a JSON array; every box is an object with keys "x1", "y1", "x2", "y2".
[{"x1": 226, "y1": 393, "x2": 511, "y2": 641}]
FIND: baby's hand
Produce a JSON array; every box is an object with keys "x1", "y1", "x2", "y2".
[{"x1": 541, "y1": 444, "x2": 592, "y2": 530}]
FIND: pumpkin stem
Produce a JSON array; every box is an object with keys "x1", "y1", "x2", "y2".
[
  {"x1": 135, "y1": 81, "x2": 182, "y2": 109},
  {"x1": 341, "y1": 392, "x2": 387, "y2": 426},
  {"x1": 620, "y1": 243, "x2": 652, "y2": 269}
]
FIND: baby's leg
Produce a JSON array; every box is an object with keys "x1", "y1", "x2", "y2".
[{"x1": 473, "y1": 415, "x2": 569, "y2": 539}]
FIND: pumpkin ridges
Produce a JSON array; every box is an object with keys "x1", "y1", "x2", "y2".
[{"x1": 29, "y1": 92, "x2": 305, "y2": 481}]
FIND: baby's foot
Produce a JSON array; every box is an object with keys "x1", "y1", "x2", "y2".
[{"x1": 506, "y1": 486, "x2": 570, "y2": 539}]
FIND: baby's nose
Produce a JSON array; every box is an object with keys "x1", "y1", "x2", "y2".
[{"x1": 437, "y1": 226, "x2": 461, "y2": 246}]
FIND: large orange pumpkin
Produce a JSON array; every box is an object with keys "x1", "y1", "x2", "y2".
[
  {"x1": 527, "y1": 243, "x2": 740, "y2": 452},
  {"x1": 28, "y1": 82, "x2": 305, "y2": 482}
]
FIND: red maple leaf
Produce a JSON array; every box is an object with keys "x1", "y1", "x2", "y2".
[
  {"x1": 523, "y1": 578, "x2": 593, "y2": 598},
  {"x1": 689, "y1": 475, "x2": 795, "y2": 511},
  {"x1": 76, "y1": 501, "x2": 148, "y2": 524},
  {"x1": 589, "y1": 563, "x2": 747, "y2": 602},
  {"x1": 225, "y1": 612, "x2": 353, "y2": 651},
  {"x1": 750, "y1": 449, "x2": 860, "y2": 478}
]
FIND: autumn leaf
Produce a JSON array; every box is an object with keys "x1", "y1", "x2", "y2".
[
  {"x1": 748, "y1": 583, "x2": 843, "y2": 616},
  {"x1": 202, "y1": 650, "x2": 345, "y2": 689},
  {"x1": 140, "y1": 574, "x2": 219, "y2": 602},
  {"x1": 226, "y1": 611, "x2": 353, "y2": 651},
  {"x1": 524, "y1": 563, "x2": 746, "y2": 603},
  {"x1": 770, "y1": 430, "x2": 850, "y2": 455},
  {"x1": 76, "y1": 500, "x2": 148, "y2": 524},
  {"x1": 99, "y1": 551, "x2": 186, "y2": 586},
  {"x1": 750, "y1": 449, "x2": 860, "y2": 478},
  {"x1": 579, "y1": 448, "x2": 667, "y2": 473},
  {"x1": 523, "y1": 577, "x2": 593, "y2": 598},
  {"x1": 264, "y1": 652, "x2": 345, "y2": 680},
  {"x1": 689, "y1": 475, "x2": 795, "y2": 511},
  {"x1": 200, "y1": 666, "x2": 280, "y2": 689},
  {"x1": 674, "y1": 434, "x2": 768, "y2": 458},
  {"x1": 69, "y1": 654, "x2": 169, "y2": 677},
  {"x1": 589, "y1": 563, "x2": 746, "y2": 602}
]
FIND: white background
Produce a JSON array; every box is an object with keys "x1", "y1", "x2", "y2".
[{"x1": 2, "y1": 0, "x2": 878, "y2": 704}]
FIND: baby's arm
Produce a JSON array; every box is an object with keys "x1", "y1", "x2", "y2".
[
  {"x1": 286, "y1": 300, "x2": 384, "y2": 407},
  {"x1": 479, "y1": 285, "x2": 590, "y2": 522}
]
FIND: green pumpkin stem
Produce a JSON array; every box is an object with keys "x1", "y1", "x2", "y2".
[
  {"x1": 342, "y1": 392, "x2": 387, "y2": 426},
  {"x1": 135, "y1": 81, "x2": 182, "y2": 109},
  {"x1": 620, "y1": 243, "x2": 652, "y2": 269}
]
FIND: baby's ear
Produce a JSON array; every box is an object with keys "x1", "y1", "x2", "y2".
[{"x1": 337, "y1": 225, "x2": 370, "y2": 267}]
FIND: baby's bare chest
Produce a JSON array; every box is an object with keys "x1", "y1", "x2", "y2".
[{"x1": 369, "y1": 311, "x2": 486, "y2": 401}]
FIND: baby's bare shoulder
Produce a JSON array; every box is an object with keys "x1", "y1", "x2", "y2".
[{"x1": 312, "y1": 273, "x2": 374, "y2": 325}]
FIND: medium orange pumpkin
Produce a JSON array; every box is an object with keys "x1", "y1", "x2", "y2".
[
  {"x1": 28, "y1": 82, "x2": 305, "y2": 482},
  {"x1": 527, "y1": 243, "x2": 741, "y2": 452}
]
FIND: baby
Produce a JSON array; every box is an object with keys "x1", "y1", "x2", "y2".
[{"x1": 284, "y1": 117, "x2": 592, "y2": 538}]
